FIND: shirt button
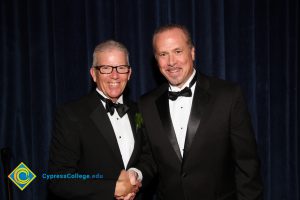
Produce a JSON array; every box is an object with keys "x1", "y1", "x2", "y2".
[{"x1": 119, "y1": 136, "x2": 121, "y2": 139}]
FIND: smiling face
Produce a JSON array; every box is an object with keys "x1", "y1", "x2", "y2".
[
  {"x1": 90, "y1": 49, "x2": 131, "y2": 102},
  {"x1": 153, "y1": 27, "x2": 195, "y2": 88}
]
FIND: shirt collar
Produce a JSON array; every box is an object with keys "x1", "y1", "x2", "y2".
[
  {"x1": 169, "y1": 69, "x2": 196, "y2": 92},
  {"x1": 96, "y1": 88, "x2": 124, "y2": 104}
]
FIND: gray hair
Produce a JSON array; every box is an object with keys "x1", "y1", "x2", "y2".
[{"x1": 92, "y1": 40, "x2": 130, "y2": 66}]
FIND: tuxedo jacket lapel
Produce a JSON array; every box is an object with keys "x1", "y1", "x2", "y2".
[
  {"x1": 90, "y1": 101, "x2": 124, "y2": 167},
  {"x1": 183, "y1": 75, "x2": 210, "y2": 160},
  {"x1": 126, "y1": 103, "x2": 140, "y2": 168},
  {"x1": 126, "y1": 100, "x2": 138, "y2": 139},
  {"x1": 156, "y1": 91, "x2": 182, "y2": 163}
]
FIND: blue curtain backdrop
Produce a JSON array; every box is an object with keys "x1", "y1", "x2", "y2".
[{"x1": 0, "y1": 0, "x2": 299, "y2": 199}]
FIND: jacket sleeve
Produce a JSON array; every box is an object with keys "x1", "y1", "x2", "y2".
[
  {"x1": 230, "y1": 86, "x2": 264, "y2": 200},
  {"x1": 133, "y1": 102, "x2": 158, "y2": 189},
  {"x1": 48, "y1": 107, "x2": 117, "y2": 200}
]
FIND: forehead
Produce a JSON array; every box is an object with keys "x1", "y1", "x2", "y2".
[
  {"x1": 154, "y1": 28, "x2": 189, "y2": 49},
  {"x1": 95, "y1": 49, "x2": 127, "y2": 64}
]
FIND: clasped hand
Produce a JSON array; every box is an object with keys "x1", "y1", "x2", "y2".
[{"x1": 114, "y1": 170, "x2": 141, "y2": 200}]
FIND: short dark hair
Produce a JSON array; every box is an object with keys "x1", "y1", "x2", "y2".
[{"x1": 152, "y1": 24, "x2": 194, "y2": 49}]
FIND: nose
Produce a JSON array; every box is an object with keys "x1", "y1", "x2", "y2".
[
  {"x1": 167, "y1": 54, "x2": 175, "y2": 67},
  {"x1": 110, "y1": 68, "x2": 119, "y2": 78}
]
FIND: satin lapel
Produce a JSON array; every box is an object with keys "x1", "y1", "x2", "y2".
[
  {"x1": 183, "y1": 75, "x2": 210, "y2": 160},
  {"x1": 126, "y1": 104, "x2": 139, "y2": 168},
  {"x1": 156, "y1": 91, "x2": 182, "y2": 162},
  {"x1": 90, "y1": 103, "x2": 124, "y2": 167}
]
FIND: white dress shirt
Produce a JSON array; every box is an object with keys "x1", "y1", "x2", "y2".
[
  {"x1": 96, "y1": 89, "x2": 135, "y2": 169},
  {"x1": 131, "y1": 70, "x2": 197, "y2": 180},
  {"x1": 169, "y1": 70, "x2": 196, "y2": 157}
]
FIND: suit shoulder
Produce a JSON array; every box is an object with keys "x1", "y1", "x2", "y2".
[
  {"x1": 140, "y1": 83, "x2": 168, "y2": 102},
  {"x1": 55, "y1": 92, "x2": 97, "y2": 118},
  {"x1": 199, "y1": 74, "x2": 246, "y2": 109},
  {"x1": 204, "y1": 74, "x2": 241, "y2": 93}
]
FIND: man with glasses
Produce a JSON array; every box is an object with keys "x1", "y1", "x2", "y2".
[{"x1": 48, "y1": 40, "x2": 142, "y2": 200}]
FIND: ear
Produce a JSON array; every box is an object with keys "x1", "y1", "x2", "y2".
[
  {"x1": 191, "y1": 47, "x2": 195, "y2": 61},
  {"x1": 90, "y1": 67, "x2": 96, "y2": 82},
  {"x1": 127, "y1": 68, "x2": 132, "y2": 80}
]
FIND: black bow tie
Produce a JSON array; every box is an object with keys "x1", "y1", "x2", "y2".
[
  {"x1": 97, "y1": 93, "x2": 129, "y2": 117},
  {"x1": 168, "y1": 73, "x2": 197, "y2": 101},
  {"x1": 168, "y1": 87, "x2": 192, "y2": 101},
  {"x1": 105, "y1": 100, "x2": 129, "y2": 117}
]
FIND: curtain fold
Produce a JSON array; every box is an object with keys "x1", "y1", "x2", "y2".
[{"x1": 0, "y1": 0, "x2": 298, "y2": 199}]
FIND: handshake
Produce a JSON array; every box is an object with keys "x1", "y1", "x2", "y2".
[{"x1": 114, "y1": 170, "x2": 141, "y2": 200}]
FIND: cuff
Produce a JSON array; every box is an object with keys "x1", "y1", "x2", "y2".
[{"x1": 128, "y1": 168, "x2": 143, "y2": 181}]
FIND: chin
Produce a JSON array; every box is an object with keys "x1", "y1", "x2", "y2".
[
  {"x1": 108, "y1": 92, "x2": 122, "y2": 98},
  {"x1": 168, "y1": 78, "x2": 182, "y2": 86}
]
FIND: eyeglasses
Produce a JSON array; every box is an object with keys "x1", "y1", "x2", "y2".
[{"x1": 94, "y1": 65, "x2": 130, "y2": 74}]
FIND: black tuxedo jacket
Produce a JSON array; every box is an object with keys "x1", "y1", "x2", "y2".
[
  {"x1": 137, "y1": 73, "x2": 263, "y2": 200},
  {"x1": 48, "y1": 91, "x2": 142, "y2": 200}
]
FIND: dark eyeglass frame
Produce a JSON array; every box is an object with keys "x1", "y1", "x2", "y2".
[{"x1": 94, "y1": 65, "x2": 131, "y2": 74}]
